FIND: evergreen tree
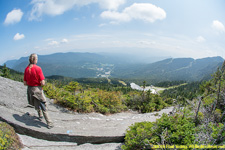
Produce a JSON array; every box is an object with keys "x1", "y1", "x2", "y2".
[
  {"x1": 1, "y1": 64, "x2": 11, "y2": 79},
  {"x1": 221, "y1": 60, "x2": 225, "y2": 73},
  {"x1": 64, "y1": 81, "x2": 80, "y2": 95}
]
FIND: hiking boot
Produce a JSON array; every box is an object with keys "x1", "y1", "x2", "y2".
[
  {"x1": 47, "y1": 123, "x2": 54, "y2": 129},
  {"x1": 24, "y1": 105, "x2": 34, "y2": 108}
]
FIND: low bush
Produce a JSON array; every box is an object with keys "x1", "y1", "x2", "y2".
[
  {"x1": 0, "y1": 121, "x2": 23, "y2": 150},
  {"x1": 125, "y1": 91, "x2": 168, "y2": 113},
  {"x1": 43, "y1": 81, "x2": 171, "y2": 114},
  {"x1": 43, "y1": 83, "x2": 128, "y2": 114},
  {"x1": 122, "y1": 110, "x2": 196, "y2": 150}
]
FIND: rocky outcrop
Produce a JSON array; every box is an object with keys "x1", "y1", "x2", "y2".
[{"x1": 0, "y1": 76, "x2": 173, "y2": 145}]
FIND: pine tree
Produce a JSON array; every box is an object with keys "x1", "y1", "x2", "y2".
[
  {"x1": 221, "y1": 60, "x2": 225, "y2": 73},
  {"x1": 64, "y1": 81, "x2": 80, "y2": 95},
  {"x1": 1, "y1": 64, "x2": 11, "y2": 79}
]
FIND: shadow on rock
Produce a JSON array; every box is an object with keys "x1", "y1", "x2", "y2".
[{"x1": 13, "y1": 113, "x2": 47, "y2": 128}]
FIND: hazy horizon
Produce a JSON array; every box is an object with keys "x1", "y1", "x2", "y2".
[
  {"x1": 1, "y1": 0, "x2": 225, "y2": 65},
  {"x1": 3, "y1": 51, "x2": 224, "y2": 67}
]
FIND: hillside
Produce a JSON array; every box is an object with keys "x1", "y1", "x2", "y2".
[
  {"x1": 112, "y1": 56, "x2": 224, "y2": 82},
  {"x1": 6, "y1": 52, "x2": 114, "y2": 78},
  {"x1": 5, "y1": 52, "x2": 224, "y2": 82}
]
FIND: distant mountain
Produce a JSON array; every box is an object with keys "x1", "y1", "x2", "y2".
[
  {"x1": 3, "y1": 59, "x2": 17, "y2": 68},
  {"x1": 5, "y1": 52, "x2": 224, "y2": 82},
  {"x1": 112, "y1": 56, "x2": 224, "y2": 82},
  {"x1": 5, "y1": 52, "x2": 135, "y2": 78}
]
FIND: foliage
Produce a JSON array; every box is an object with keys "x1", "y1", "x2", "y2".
[
  {"x1": 0, "y1": 65, "x2": 23, "y2": 82},
  {"x1": 122, "y1": 110, "x2": 196, "y2": 150},
  {"x1": 125, "y1": 90, "x2": 168, "y2": 113},
  {"x1": 194, "y1": 63, "x2": 225, "y2": 145},
  {"x1": 43, "y1": 82, "x2": 128, "y2": 114},
  {"x1": 0, "y1": 64, "x2": 11, "y2": 79},
  {"x1": 122, "y1": 121, "x2": 155, "y2": 150},
  {"x1": 155, "y1": 80, "x2": 186, "y2": 88},
  {"x1": 160, "y1": 81, "x2": 202, "y2": 104},
  {"x1": 0, "y1": 121, "x2": 23, "y2": 150},
  {"x1": 43, "y1": 80, "x2": 171, "y2": 114},
  {"x1": 46, "y1": 76, "x2": 134, "y2": 95},
  {"x1": 63, "y1": 81, "x2": 80, "y2": 95}
]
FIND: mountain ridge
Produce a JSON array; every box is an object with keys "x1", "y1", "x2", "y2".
[{"x1": 4, "y1": 52, "x2": 224, "y2": 82}]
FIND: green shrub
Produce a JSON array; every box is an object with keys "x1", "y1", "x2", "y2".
[
  {"x1": 125, "y1": 91, "x2": 167, "y2": 113},
  {"x1": 43, "y1": 82, "x2": 170, "y2": 114},
  {"x1": 43, "y1": 82, "x2": 128, "y2": 114},
  {"x1": 0, "y1": 121, "x2": 23, "y2": 150},
  {"x1": 0, "y1": 64, "x2": 11, "y2": 79},
  {"x1": 122, "y1": 121, "x2": 155, "y2": 150},
  {"x1": 122, "y1": 112, "x2": 196, "y2": 150},
  {"x1": 209, "y1": 122, "x2": 225, "y2": 143}
]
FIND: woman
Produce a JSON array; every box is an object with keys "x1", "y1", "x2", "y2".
[{"x1": 24, "y1": 53, "x2": 53, "y2": 129}]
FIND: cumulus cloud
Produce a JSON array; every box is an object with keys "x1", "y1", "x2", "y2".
[
  {"x1": 212, "y1": 20, "x2": 225, "y2": 33},
  {"x1": 13, "y1": 33, "x2": 25, "y2": 40},
  {"x1": 4, "y1": 9, "x2": 23, "y2": 25},
  {"x1": 101, "y1": 3, "x2": 166, "y2": 23},
  {"x1": 124, "y1": 3, "x2": 166, "y2": 22},
  {"x1": 29, "y1": 0, "x2": 125, "y2": 20}
]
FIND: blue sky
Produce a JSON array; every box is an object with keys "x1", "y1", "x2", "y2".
[{"x1": 1, "y1": 0, "x2": 225, "y2": 64}]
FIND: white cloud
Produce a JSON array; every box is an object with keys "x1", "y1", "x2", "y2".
[
  {"x1": 101, "y1": 11, "x2": 131, "y2": 22},
  {"x1": 196, "y1": 36, "x2": 205, "y2": 42},
  {"x1": 4, "y1": 9, "x2": 23, "y2": 25},
  {"x1": 29, "y1": 1, "x2": 165, "y2": 24},
  {"x1": 13, "y1": 33, "x2": 25, "y2": 40},
  {"x1": 61, "y1": 38, "x2": 68, "y2": 43},
  {"x1": 124, "y1": 3, "x2": 166, "y2": 22},
  {"x1": 212, "y1": 20, "x2": 225, "y2": 33},
  {"x1": 101, "y1": 3, "x2": 166, "y2": 23},
  {"x1": 47, "y1": 38, "x2": 68, "y2": 46},
  {"x1": 29, "y1": 0, "x2": 126, "y2": 20},
  {"x1": 29, "y1": 0, "x2": 74, "y2": 20},
  {"x1": 98, "y1": 0, "x2": 126, "y2": 10},
  {"x1": 48, "y1": 40, "x2": 59, "y2": 45}
]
